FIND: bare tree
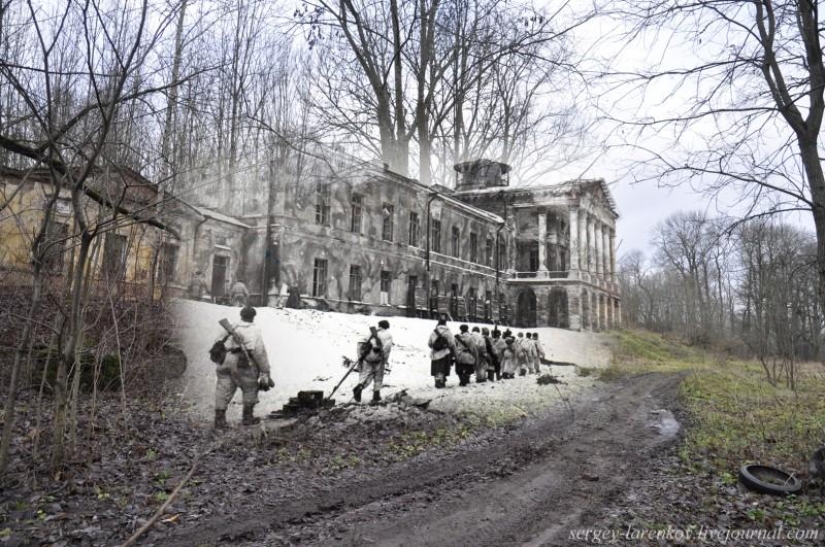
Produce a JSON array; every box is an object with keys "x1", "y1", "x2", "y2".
[
  {"x1": 299, "y1": 0, "x2": 591, "y2": 184},
  {"x1": 608, "y1": 0, "x2": 825, "y2": 319},
  {"x1": 0, "y1": 0, "x2": 186, "y2": 470}
]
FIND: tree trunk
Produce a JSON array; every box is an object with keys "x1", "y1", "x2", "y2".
[
  {"x1": 798, "y1": 138, "x2": 825, "y2": 339},
  {"x1": 52, "y1": 232, "x2": 92, "y2": 469}
]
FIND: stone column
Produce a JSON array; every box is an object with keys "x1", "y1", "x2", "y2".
[
  {"x1": 586, "y1": 214, "x2": 595, "y2": 275},
  {"x1": 567, "y1": 285, "x2": 581, "y2": 330},
  {"x1": 537, "y1": 211, "x2": 547, "y2": 272},
  {"x1": 594, "y1": 221, "x2": 603, "y2": 279},
  {"x1": 579, "y1": 211, "x2": 587, "y2": 278},
  {"x1": 602, "y1": 226, "x2": 610, "y2": 285},
  {"x1": 593, "y1": 291, "x2": 600, "y2": 331},
  {"x1": 609, "y1": 230, "x2": 616, "y2": 283},
  {"x1": 568, "y1": 208, "x2": 579, "y2": 276},
  {"x1": 548, "y1": 212, "x2": 558, "y2": 271}
]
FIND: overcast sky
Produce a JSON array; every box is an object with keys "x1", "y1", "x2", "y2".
[{"x1": 548, "y1": 7, "x2": 816, "y2": 260}]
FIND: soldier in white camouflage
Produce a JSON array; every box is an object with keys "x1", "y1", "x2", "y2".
[
  {"x1": 214, "y1": 306, "x2": 273, "y2": 428},
  {"x1": 353, "y1": 320, "x2": 394, "y2": 404}
]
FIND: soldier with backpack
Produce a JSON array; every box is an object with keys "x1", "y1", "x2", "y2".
[
  {"x1": 471, "y1": 326, "x2": 489, "y2": 383},
  {"x1": 482, "y1": 327, "x2": 499, "y2": 382},
  {"x1": 499, "y1": 329, "x2": 518, "y2": 379},
  {"x1": 516, "y1": 332, "x2": 530, "y2": 376},
  {"x1": 428, "y1": 314, "x2": 456, "y2": 388},
  {"x1": 454, "y1": 324, "x2": 478, "y2": 386},
  {"x1": 353, "y1": 320, "x2": 393, "y2": 404},
  {"x1": 211, "y1": 306, "x2": 273, "y2": 428}
]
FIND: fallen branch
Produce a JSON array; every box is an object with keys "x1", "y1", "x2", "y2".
[{"x1": 120, "y1": 450, "x2": 206, "y2": 547}]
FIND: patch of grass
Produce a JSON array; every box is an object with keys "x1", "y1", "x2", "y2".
[
  {"x1": 679, "y1": 364, "x2": 825, "y2": 474},
  {"x1": 606, "y1": 329, "x2": 825, "y2": 480},
  {"x1": 388, "y1": 424, "x2": 473, "y2": 459}
]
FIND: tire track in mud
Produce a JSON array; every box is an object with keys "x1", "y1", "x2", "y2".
[{"x1": 165, "y1": 372, "x2": 686, "y2": 546}]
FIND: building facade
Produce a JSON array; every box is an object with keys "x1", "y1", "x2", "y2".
[
  {"x1": 227, "y1": 154, "x2": 621, "y2": 331},
  {"x1": 453, "y1": 160, "x2": 620, "y2": 330}
]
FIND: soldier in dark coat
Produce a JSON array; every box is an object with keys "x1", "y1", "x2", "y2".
[
  {"x1": 428, "y1": 314, "x2": 456, "y2": 388},
  {"x1": 453, "y1": 324, "x2": 478, "y2": 386}
]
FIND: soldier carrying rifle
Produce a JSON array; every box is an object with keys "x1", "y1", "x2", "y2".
[{"x1": 210, "y1": 306, "x2": 273, "y2": 428}]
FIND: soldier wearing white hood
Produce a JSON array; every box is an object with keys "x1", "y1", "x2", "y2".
[{"x1": 213, "y1": 306, "x2": 273, "y2": 428}]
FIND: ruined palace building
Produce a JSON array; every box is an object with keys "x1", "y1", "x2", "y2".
[{"x1": 183, "y1": 153, "x2": 620, "y2": 331}]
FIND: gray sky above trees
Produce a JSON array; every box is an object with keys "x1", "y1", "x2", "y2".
[{"x1": 557, "y1": 6, "x2": 816, "y2": 258}]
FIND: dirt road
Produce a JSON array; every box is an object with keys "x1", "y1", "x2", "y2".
[{"x1": 164, "y1": 372, "x2": 685, "y2": 546}]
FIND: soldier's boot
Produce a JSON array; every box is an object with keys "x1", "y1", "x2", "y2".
[
  {"x1": 353, "y1": 383, "x2": 363, "y2": 402},
  {"x1": 242, "y1": 404, "x2": 260, "y2": 426},
  {"x1": 370, "y1": 390, "x2": 381, "y2": 405},
  {"x1": 214, "y1": 409, "x2": 228, "y2": 429}
]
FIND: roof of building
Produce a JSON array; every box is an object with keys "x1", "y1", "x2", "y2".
[
  {"x1": 170, "y1": 197, "x2": 251, "y2": 229},
  {"x1": 196, "y1": 206, "x2": 251, "y2": 229},
  {"x1": 453, "y1": 159, "x2": 511, "y2": 175},
  {"x1": 373, "y1": 165, "x2": 505, "y2": 224},
  {"x1": 453, "y1": 178, "x2": 619, "y2": 218}
]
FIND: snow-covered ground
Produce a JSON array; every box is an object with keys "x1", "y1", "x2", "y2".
[{"x1": 173, "y1": 300, "x2": 616, "y2": 423}]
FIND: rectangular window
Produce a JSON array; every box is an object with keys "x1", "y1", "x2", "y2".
[
  {"x1": 432, "y1": 219, "x2": 441, "y2": 253},
  {"x1": 450, "y1": 283, "x2": 459, "y2": 317},
  {"x1": 529, "y1": 243, "x2": 539, "y2": 272},
  {"x1": 103, "y1": 233, "x2": 128, "y2": 279},
  {"x1": 380, "y1": 270, "x2": 391, "y2": 305},
  {"x1": 351, "y1": 194, "x2": 362, "y2": 233},
  {"x1": 315, "y1": 183, "x2": 330, "y2": 226},
  {"x1": 470, "y1": 232, "x2": 478, "y2": 263},
  {"x1": 349, "y1": 265, "x2": 362, "y2": 301},
  {"x1": 313, "y1": 258, "x2": 328, "y2": 297},
  {"x1": 382, "y1": 203, "x2": 394, "y2": 241},
  {"x1": 43, "y1": 221, "x2": 69, "y2": 273},
  {"x1": 159, "y1": 243, "x2": 178, "y2": 285},
  {"x1": 498, "y1": 241, "x2": 507, "y2": 270},
  {"x1": 486, "y1": 237, "x2": 494, "y2": 267},
  {"x1": 408, "y1": 212, "x2": 419, "y2": 246},
  {"x1": 451, "y1": 226, "x2": 460, "y2": 258},
  {"x1": 468, "y1": 287, "x2": 477, "y2": 318},
  {"x1": 485, "y1": 290, "x2": 493, "y2": 320}
]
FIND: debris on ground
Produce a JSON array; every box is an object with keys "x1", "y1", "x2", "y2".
[
  {"x1": 385, "y1": 389, "x2": 432, "y2": 409},
  {"x1": 278, "y1": 390, "x2": 335, "y2": 415},
  {"x1": 536, "y1": 374, "x2": 565, "y2": 385}
]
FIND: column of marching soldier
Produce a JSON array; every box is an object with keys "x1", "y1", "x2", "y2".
[{"x1": 209, "y1": 308, "x2": 547, "y2": 427}]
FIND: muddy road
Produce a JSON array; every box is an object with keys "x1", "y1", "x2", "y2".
[{"x1": 165, "y1": 372, "x2": 685, "y2": 546}]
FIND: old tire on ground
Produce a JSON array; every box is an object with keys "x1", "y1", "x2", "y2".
[{"x1": 738, "y1": 464, "x2": 802, "y2": 496}]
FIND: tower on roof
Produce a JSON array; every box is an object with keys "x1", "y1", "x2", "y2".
[{"x1": 454, "y1": 159, "x2": 510, "y2": 191}]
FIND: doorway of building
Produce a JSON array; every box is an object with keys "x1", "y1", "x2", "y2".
[
  {"x1": 450, "y1": 283, "x2": 459, "y2": 318},
  {"x1": 407, "y1": 276, "x2": 417, "y2": 317},
  {"x1": 212, "y1": 256, "x2": 228, "y2": 299},
  {"x1": 516, "y1": 289, "x2": 537, "y2": 328}
]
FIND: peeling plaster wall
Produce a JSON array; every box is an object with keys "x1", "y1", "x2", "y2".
[{"x1": 265, "y1": 161, "x2": 512, "y2": 315}]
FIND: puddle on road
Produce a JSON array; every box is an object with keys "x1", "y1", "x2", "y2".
[{"x1": 650, "y1": 409, "x2": 680, "y2": 438}]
